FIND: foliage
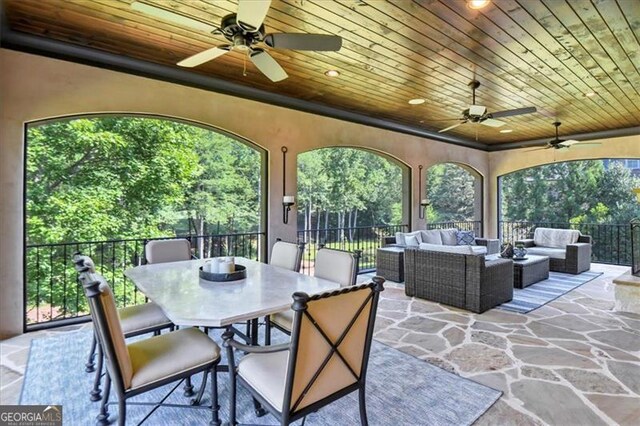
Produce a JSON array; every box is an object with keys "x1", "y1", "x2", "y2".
[
  {"x1": 501, "y1": 160, "x2": 640, "y2": 224},
  {"x1": 426, "y1": 163, "x2": 476, "y2": 222}
]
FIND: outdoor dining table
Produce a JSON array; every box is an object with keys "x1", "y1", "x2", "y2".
[{"x1": 124, "y1": 257, "x2": 342, "y2": 345}]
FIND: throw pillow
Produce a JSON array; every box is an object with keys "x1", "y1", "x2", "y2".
[
  {"x1": 395, "y1": 232, "x2": 406, "y2": 246},
  {"x1": 420, "y1": 229, "x2": 443, "y2": 245},
  {"x1": 456, "y1": 230, "x2": 476, "y2": 246},
  {"x1": 405, "y1": 235, "x2": 420, "y2": 246}
]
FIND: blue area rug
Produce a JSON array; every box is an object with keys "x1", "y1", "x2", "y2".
[
  {"x1": 498, "y1": 270, "x2": 603, "y2": 314},
  {"x1": 21, "y1": 330, "x2": 501, "y2": 425}
]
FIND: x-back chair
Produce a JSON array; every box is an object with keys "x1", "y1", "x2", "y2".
[
  {"x1": 266, "y1": 247, "x2": 360, "y2": 345},
  {"x1": 78, "y1": 267, "x2": 221, "y2": 426},
  {"x1": 224, "y1": 277, "x2": 385, "y2": 426},
  {"x1": 74, "y1": 254, "x2": 174, "y2": 402}
]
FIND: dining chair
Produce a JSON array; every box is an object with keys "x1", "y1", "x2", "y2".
[
  {"x1": 144, "y1": 238, "x2": 192, "y2": 264},
  {"x1": 78, "y1": 268, "x2": 221, "y2": 426},
  {"x1": 263, "y1": 240, "x2": 305, "y2": 345},
  {"x1": 223, "y1": 276, "x2": 385, "y2": 426},
  {"x1": 74, "y1": 254, "x2": 174, "y2": 402},
  {"x1": 267, "y1": 247, "x2": 360, "y2": 343}
]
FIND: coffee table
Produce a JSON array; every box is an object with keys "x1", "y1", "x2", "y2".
[
  {"x1": 377, "y1": 246, "x2": 405, "y2": 282},
  {"x1": 513, "y1": 255, "x2": 550, "y2": 288}
]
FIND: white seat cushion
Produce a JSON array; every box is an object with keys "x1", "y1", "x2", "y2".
[
  {"x1": 419, "y1": 243, "x2": 474, "y2": 255},
  {"x1": 526, "y1": 247, "x2": 566, "y2": 259},
  {"x1": 128, "y1": 328, "x2": 220, "y2": 390},
  {"x1": 420, "y1": 229, "x2": 443, "y2": 245},
  {"x1": 439, "y1": 228, "x2": 459, "y2": 246},
  {"x1": 238, "y1": 350, "x2": 289, "y2": 411},
  {"x1": 119, "y1": 302, "x2": 172, "y2": 335},
  {"x1": 533, "y1": 228, "x2": 580, "y2": 249},
  {"x1": 271, "y1": 310, "x2": 293, "y2": 331}
]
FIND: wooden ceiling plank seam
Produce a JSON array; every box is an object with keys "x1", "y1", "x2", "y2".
[
  {"x1": 376, "y1": 3, "x2": 604, "y2": 133},
  {"x1": 505, "y1": 0, "x2": 640, "y2": 123},
  {"x1": 480, "y1": 0, "x2": 634, "y2": 128},
  {"x1": 615, "y1": 0, "x2": 640, "y2": 50},
  {"x1": 597, "y1": 0, "x2": 640, "y2": 78},
  {"x1": 567, "y1": 0, "x2": 640, "y2": 104},
  {"x1": 418, "y1": 0, "x2": 611, "y2": 132}
]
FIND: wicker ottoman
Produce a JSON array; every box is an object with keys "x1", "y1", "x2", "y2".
[
  {"x1": 376, "y1": 247, "x2": 405, "y2": 282},
  {"x1": 513, "y1": 255, "x2": 550, "y2": 288}
]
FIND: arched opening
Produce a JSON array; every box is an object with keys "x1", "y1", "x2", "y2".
[
  {"x1": 426, "y1": 162, "x2": 483, "y2": 236},
  {"x1": 24, "y1": 114, "x2": 266, "y2": 329},
  {"x1": 296, "y1": 147, "x2": 409, "y2": 273},
  {"x1": 498, "y1": 158, "x2": 640, "y2": 266}
]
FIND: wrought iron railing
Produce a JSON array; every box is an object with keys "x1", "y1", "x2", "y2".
[
  {"x1": 426, "y1": 220, "x2": 483, "y2": 237},
  {"x1": 25, "y1": 232, "x2": 264, "y2": 330},
  {"x1": 297, "y1": 224, "x2": 408, "y2": 275},
  {"x1": 632, "y1": 219, "x2": 640, "y2": 276},
  {"x1": 499, "y1": 221, "x2": 632, "y2": 266}
]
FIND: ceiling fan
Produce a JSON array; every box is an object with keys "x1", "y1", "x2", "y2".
[
  {"x1": 131, "y1": 1, "x2": 342, "y2": 82},
  {"x1": 437, "y1": 80, "x2": 537, "y2": 134},
  {"x1": 528, "y1": 122, "x2": 602, "y2": 151}
]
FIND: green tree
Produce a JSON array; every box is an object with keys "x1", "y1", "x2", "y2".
[{"x1": 426, "y1": 163, "x2": 476, "y2": 221}]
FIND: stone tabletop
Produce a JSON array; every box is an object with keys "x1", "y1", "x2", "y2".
[{"x1": 124, "y1": 257, "x2": 341, "y2": 327}]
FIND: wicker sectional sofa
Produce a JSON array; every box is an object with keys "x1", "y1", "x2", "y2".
[
  {"x1": 404, "y1": 247, "x2": 513, "y2": 313},
  {"x1": 384, "y1": 228, "x2": 501, "y2": 255},
  {"x1": 516, "y1": 228, "x2": 592, "y2": 274}
]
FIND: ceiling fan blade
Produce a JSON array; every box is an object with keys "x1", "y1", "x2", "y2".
[
  {"x1": 561, "y1": 139, "x2": 581, "y2": 146},
  {"x1": 490, "y1": 106, "x2": 537, "y2": 119},
  {"x1": 250, "y1": 50, "x2": 288, "y2": 82},
  {"x1": 526, "y1": 146, "x2": 550, "y2": 152},
  {"x1": 439, "y1": 122, "x2": 465, "y2": 133},
  {"x1": 178, "y1": 46, "x2": 229, "y2": 68},
  {"x1": 237, "y1": 0, "x2": 272, "y2": 31},
  {"x1": 572, "y1": 142, "x2": 602, "y2": 148},
  {"x1": 480, "y1": 118, "x2": 505, "y2": 128},
  {"x1": 131, "y1": 1, "x2": 217, "y2": 33},
  {"x1": 264, "y1": 33, "x2": 342, "y2": 51},
  {"x1": 468, "y1": 105, "x2": 487, "y2": 116}
]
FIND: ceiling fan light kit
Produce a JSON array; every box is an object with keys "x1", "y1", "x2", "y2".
[{"x1": 133, "y1": 0, "x2": 342, "y2": 82}]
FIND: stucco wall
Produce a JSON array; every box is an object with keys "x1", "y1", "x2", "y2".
[
  {"x1": 0, "y1": 49, "x2": 491, "y2": 337},
  {"x1": 487, "y1": 135, "x2": 640, "y2": 237}
]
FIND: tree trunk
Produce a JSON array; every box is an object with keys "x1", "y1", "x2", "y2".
[
  {"x1": 315, "y1": 207, "x2": 321, "y2": 244},
  {"x1": 324, "y1": 210, "x2": 329, "y2": 242},
  {"x1": 196, "y1": 215, "x2": 204, "y2": 258}
]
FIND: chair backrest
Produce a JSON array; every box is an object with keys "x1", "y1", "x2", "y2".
[
  {"x1": 270, "y1": 240, "x2": 305, "y2": 272},
  {"x1": 74, "y1": 255, "x2": 133, "y2": 391},
  {"x1": 314, "y1": 248, "x2": 358, "y2": 286},
  {"x1": 284, "y1": 277, "x2": 384, "y2": 415},
  {"x1": 145, "y1": 238, "x2": 192, "y2": 264}
]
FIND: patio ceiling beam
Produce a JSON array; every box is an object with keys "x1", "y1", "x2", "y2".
[{"x1": 0, "y1": 26, "x2": 486, "y2": 151}]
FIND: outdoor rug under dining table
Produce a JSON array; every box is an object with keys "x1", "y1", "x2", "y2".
[{"x1": 20, "y1": 329, "x2": 501, "y2": 425}]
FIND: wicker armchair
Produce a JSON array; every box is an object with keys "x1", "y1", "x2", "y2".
[
  {"x1": 404, "y1": 247, "x2": 513, "y2": 313},
  {"x1": 516, "y1": 231, "x2": 592, "y2": 274}
]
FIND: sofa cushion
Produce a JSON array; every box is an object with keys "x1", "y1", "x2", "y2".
[
  {"x1": 405, "y1": 234, "x2": 420, "y2": 246},
  {"x1": 419, "y1": 243, "x2": 474, "y2": 255},
  {"x1": 396, "y1": 231, "x2": 423, "y2": 246},
  {"x1": 439, "y1": 229, "x2": 459, "y2": 246},
  {"x1": 456, "y1": 230, "x2": 476, "y2": 246},
  {"x1": 526, "y1": 247, "x2": 566, "y2": 259},
  {"x1": 420, "y1": 229, "x2": 443, "y2": 245},
  {"x1": 470, "y1": 246, "x2": 488, "y2": 255},
  {"x1": 533, "y1": 228, "x2": 580, "y2": 249}
]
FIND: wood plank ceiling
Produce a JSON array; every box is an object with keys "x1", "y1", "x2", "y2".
[{"x1": 3, "y1": 0, "x2": 640, "y2": 146}]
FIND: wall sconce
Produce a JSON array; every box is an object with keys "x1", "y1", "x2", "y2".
[
  {"x1": 281, "y1": 146, "x2": 295, "y2": 224},
  {"x1": 418, "y1": 165, "x2": 430, "y2": 219}
]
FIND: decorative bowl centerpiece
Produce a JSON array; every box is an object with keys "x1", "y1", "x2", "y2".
[{"x1": 199, "y1": 257, "x2": 246, "y2": 282}]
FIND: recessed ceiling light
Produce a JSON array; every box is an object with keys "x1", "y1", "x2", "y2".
[
  {"x1": 324, "y1": 69, "x2": 340, "y2": 77},
  {"x1": 585, "y1": 92, "x2": 596, "y2": 97},
  {"x1": 467, "y1": 0, "x2": 490, "y2": 10},
  {"x1": 500, "y1": 129, "x2": 513, "y2": 133},
  {"x1": 408, "y1": 98, "x2": 426, "y2": 105}
]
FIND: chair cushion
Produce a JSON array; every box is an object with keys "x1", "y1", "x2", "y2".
[
  {"x1": 526, "y1": 247, "x2": 566, "y2": 259},
  {"x1": 128, "y1": 328, "x2": 220, "y2": 390},
  {"x1": 270, "y1": 241, "x2": 300, "y2": 271},
  {"x1": 119, "y1": 302, "x2": 172, "y2": 336},
  {"x1": 420, "y1": 229, "x2": 443, "y2": 245},
  {"x1": 533, "y1": 228, "x2": 580, "y2": 249},
  {"x1": 439, "y1": 228, "x2": 459, "y2": 246},
  {"x1": 238, "y1": 350, "x2": 289, "y2": 411},
  {"x1": 145, "y1": 239, "x2": 192, "y2": 264},
  {"x1": 419, "y1": 243, "x2": 474, "y2": 255},
  {"x1": 456, "y1": 230, "x2": 476, "y2": 245},
  {"x1": 314, "y1": 249, "x2": 355, "y2": 286},
  {"x1": 271, "y1": 310, "x2": 293, "y2": 332}
]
